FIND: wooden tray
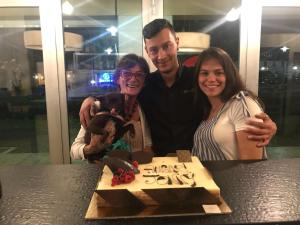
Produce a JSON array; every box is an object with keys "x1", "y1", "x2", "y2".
[{"x1": 85, "y1": 192, "x2": 231, "y2": 219}]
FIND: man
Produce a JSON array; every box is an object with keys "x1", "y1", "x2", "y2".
[{"x1": 80, "y1": 18, "x2": 276, "y2": 156}]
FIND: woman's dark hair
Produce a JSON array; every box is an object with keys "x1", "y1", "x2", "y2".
[
  {"x1": 194, "y1": 47, "x2": 262, "y2": 119},
  {"x1": 142, "y1": 18, "x2": 176, "y2": 40},
  {"x1": 114, "y1": 54, "x2": 150, "y2": 83}
]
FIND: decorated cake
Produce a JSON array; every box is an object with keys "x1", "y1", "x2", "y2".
[
  {"x1": 95, "y1": 155, "x2": 221, "y2": 207},
  {"x1": 85, "y1": 152, "x2": 231, "y2": 219}
]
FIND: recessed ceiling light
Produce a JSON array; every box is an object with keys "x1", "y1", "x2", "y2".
[
  {"x1": 280, "y1": 46, "x2": 289, "y2": 52},
  {"x1": 106, "y1": 26, "x2": 118, "y2": 36},
  {"x1": 62, "y1": 1, "x2": 74, "y2": 15},
  {"x1": 225, "y1": 8, "x2": 241, "y2": 22},
  {"x1": 105, "y1": 48, "x2": 113, "y2": 55}
]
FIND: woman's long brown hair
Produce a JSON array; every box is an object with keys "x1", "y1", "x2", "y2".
[{"x1": 194, "y1": 47, "x2": 263, "y2": 119}]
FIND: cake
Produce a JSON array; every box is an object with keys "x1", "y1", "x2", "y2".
[{"x1": 95, "y1": 156, "x2": 221, "y2": 207}]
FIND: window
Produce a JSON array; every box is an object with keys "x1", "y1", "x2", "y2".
[
  {"x1": 259, "y1": 6, "x2": 300, "y2": 158},
  {"x1": 0, "y1": 7, "x2": 50, "y2": 165},
  {"x1": 164, "y1": 0, "x2": 241, "y2": 66},
  {"x1": 61, "y1": 0, "x2": 144, "y2": 162}
]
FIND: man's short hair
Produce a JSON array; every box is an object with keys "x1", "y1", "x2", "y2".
[{"x1": 142, "y1": 18, "x2": 176, "y2": 40}]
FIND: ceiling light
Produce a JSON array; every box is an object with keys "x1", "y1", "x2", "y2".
[
  {"x1": 106, "y1": 26, "x2": 118, "y2": 36},
  {"x1": 225, "y1": 8, "x2": 241, "y2": 22},
  {"x1": 62, "y1": 1, "x2": 74, "y2": 15},
  {"x1": 280, "y1": 46, "x2": 289, "y2": 52},
  {"x1": 24, "y1": 30, "x2": 83, "y2": 51},
  {"x1": 105, "y1": 48, "x2": 113, "y2": 55},
  {"x1": 176, "y1": 32, "x2": 210, "y2": 52}
]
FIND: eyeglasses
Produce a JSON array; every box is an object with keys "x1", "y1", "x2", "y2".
[{"x1": 120, "y1": 70, "x2": 146, "y2": 79}]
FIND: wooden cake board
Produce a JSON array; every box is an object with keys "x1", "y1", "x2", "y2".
[{"x1": 85, "y1": 192, "x2": 231, "y2": 219}]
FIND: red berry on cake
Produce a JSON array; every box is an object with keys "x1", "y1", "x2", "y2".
[
  {"x1": 117, "y1": 168, "x2": 124, "y2": 174},
  {"x1": 132, "y1": 160, "x2": 139, "y2": 168}
]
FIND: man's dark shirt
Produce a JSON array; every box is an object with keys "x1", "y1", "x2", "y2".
[{"x1": 138, "y1": 66, "x2": 203, "y2": 156}]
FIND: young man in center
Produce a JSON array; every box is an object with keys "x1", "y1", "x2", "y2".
[
  {"x1": 138, "y1": 19, "x2": 201, "y2": 156},
  {"x1": 80, "y1": 18, "x2": 276, "y2": 156}
]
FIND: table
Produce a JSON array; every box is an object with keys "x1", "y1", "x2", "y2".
[{"x1": 0, "y1": 158, "x2": 300, "y2": 225}]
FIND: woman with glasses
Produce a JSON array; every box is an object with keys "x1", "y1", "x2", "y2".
[{"x1": 70, "y1": 54, "x2": 152, "y2": 161}]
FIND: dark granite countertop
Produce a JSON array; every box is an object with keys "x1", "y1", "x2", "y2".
[{"x1": 0, "y1": 158, "x2": 300, "y2": 225}]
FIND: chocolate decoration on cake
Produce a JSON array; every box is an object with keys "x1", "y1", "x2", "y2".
[
  {"x1": 107, "y1": 150, "x2": 131, "y2": 162},
  {"x1": 167, "y1": 176, "x2": 172, "y2": 185},
  {"x1": 142, "y1": 174, "x2": 159, "y2": 177},
  {"x1": 175, "y1": 175, "x2": 184, "y2": 185},
  {"x1": 156, "y1": 176, "x2": 168, "y2": 185},
  {"x1": 95, "y1": 189, "x2": 145, "y2": 208},
  {"x1": 102, "y1": 156, "x2": 139, "y2": 174},
  {"x1": 142, "y1": 187, "x2": 221, "y2": 206},
  {"x1": 176, "y1": 150, "x2": 192, "y2": 162},
  {"x1": 131, "y1": 151, "x2": 153, "y2": 164},
  {"x1": 144, "y1": 177, "x2": 156, "y2": 184},
  {"x1": 180, "y1": 173, "x2": 196, "y2": 187}
]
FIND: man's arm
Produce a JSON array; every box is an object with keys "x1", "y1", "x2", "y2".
[
  {"x1": 79, "y1": 97, "x2": 96, "y2": 128},
  {"x1": 236, "y1": 130, "x2": 264, "y2": 160},
  {"x1": 245, "y1": 112, "x2": 277, "y2": 147}
]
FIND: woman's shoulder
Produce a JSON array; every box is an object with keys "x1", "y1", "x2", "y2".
[
  {"x1": 230, "y1": 91, "x2": 260, "y2": 105},
  {"x1": 226, "y1": 91, "x2": 263, "y2": 117}
]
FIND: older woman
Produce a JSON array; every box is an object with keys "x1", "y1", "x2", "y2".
[{"x1": 70, "y1": 54, "x2": 152, "y2": 161}]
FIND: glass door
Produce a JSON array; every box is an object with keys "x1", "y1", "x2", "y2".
[
  {"x1": 234, "y1": 0, "x2": 300, "y2": 159},
  {"x1": 164, "y1": 0, "x2": 241, "y2": 67},
  {"x1": 61, "y1": 0, "x2": 144, "y2": 163},
  {"x1": 0, "y1": 6, "x2": 50, "y2": 165},
  {"x1": 259, "y1": 3, "x2": 300, "y2": 158},
  {"x1": 0, "y1": 0, "x2": 68, "y2": 165}
]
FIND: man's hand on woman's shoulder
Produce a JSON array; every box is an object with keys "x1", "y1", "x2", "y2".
[
  {"x1": 79, "y1": 96, "x2": 95, "y2": 128},
  {"x1": 245, "y1": 112, "x2": 277, "y2": 147}
]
